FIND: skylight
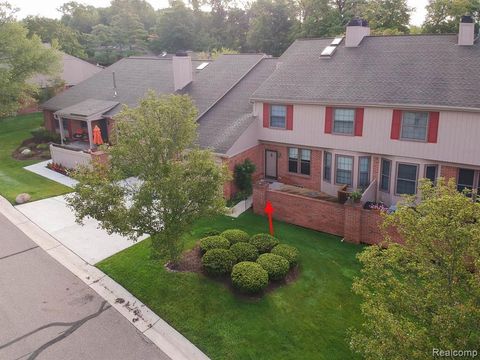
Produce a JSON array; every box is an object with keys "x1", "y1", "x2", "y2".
[
  {"x1": 320, "y1": 46, "x2": 337, "y2": 57},
  {"x1": 196, "y1": 62, "x2": 209, "y2": 70},
  {"x1": 331, "y1": 37, "x2": 343, "y2": 45}
]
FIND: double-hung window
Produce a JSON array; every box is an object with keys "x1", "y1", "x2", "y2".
[
  {"x1": 401, "y1": 111, "x2": 428, "y2": 141},
  {"x1": 270, "y1": 105, "x2": 287, "y2": 128},
  {"x1": 323, "y1": 151, "x2": 332, "y2": 182},
  {"x1": 380, "y1": 159, "x2": 391, "y2": 192},
  {"x1": 396, "y1": 163, "x2": 418, "y2": 195},
  {"x1": 335, "y1": 155, "x2": 353, "y2": 186},
  {"x1": 288, "y1": 148, "x2": 311, "y2": 175},
  {"x1": 333, "y1": 108, "x2": 355, "y2": 135},
  {"x1": 358, "y1": 157, "x2": 371, "y2": 189},
  {"x1": 457, "y1": 168, "x2": 475, "y2": 193}
]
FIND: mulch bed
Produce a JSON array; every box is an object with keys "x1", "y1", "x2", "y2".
[
  {"x1": 12, "y1": 138, "x2": 51, "y2": 161},
  {"x1": 166, "y1": 244, "x2": 300, "y2": 300}
]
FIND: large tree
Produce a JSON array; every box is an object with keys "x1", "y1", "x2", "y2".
[
  {"x1": 67, "y1": 93, "x2": 229, "y2": 262},
  {"x1": 351, "y1": 179, "x2": 480, "y2": 360},
  {"x1": 362, "y1": 0, "x2": 412, "y2": 34},
  {"x1": 0, "y1": 2, "x2": 60, "y2": 117},
  {"x1": 247, "y1": 0, "x2": 298, "y2": 56},
  {"x1": 423, "y1": 0, "x2": 480, "y2": 34}
]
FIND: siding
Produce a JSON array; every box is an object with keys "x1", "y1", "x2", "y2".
[{"x1": 255, "y1": 103, "x2": 480, "y2": 167}]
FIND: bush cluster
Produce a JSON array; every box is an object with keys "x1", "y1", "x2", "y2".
[
  {"x1": 199, "y1": 235, "x2": 230, "y2": 253},
  {"x1": 31, "y1": 127, "x2": 60, "y2": 143},
  {"x1": 249, "y1": 233, "x2": 280, "y2": 253},
  {"x1": 271, "y1": 244, "x2": 299, "y2": 267},
  {"x1": 231, "y1": 262, "x2": 268, "y2": 293},
  {"x1": 256, "y1": 253, "x2": 290, "y2": 280},
  {"x1": 202, "y1": 249, "x2": 236, "y2": 276},
  {"x1": 230, "y1": 242, "x2": 259, "y2": 262},
  {"x1": 221, "y1": 229, "x2": 249, "y2": 244}
]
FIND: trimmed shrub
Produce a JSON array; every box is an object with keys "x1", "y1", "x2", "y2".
[
  {"x1": 221, "y1": 229, "x2": 249, "y2": 244},
  {"x1": 199, "y1": 235, "x2": 230, "y2": 253},
  {"x1": 271, "y1": 244, "x2": 300, "y2": 267},
  {"x1": 230, "y1": 242, "x2": 259, "y2": 262},
  {"x1": 256, "y1": 253, "x2": 290, "y2": 280},
  {"x1": 31, "y1": 127, "x2": 60, "y2": 143},
  {"x1": 249, "y1": 233, "x2": 280, "y2": 253},
  {"x1": 202, "y1": 229, "x2": 221, "y2": 237},
  {"x1": 202, "y1": 249, "x2": 236, "y2": 276},
  {"x1": 231, "y1": 262, "x2": 268, "y2": 294}
]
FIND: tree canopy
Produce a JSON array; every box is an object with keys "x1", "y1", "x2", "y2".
[
  {"x1": 351, "y1": 179, "x2": 480, "y2": 360},
  {"x1": 67, "y1": 92, "x2": 229, "y2": 262}
]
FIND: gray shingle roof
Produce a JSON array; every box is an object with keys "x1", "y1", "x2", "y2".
[
  {"x1": 197, "y1": 58, "x2": 278, "y2": 153},
  {"x1": 251, "y1": 34, "x2": 480, "y2": 110},
  {"x1": 55, "y1": 99, "x2": 119, "y2": 118}
]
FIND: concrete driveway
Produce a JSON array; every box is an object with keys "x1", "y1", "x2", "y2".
[
  {"x1": 16, "y1": 195, "x2": 144, "y2": 264},
  {"x1": 0, "y1": 213, "x2": 168, "y2": 360}
]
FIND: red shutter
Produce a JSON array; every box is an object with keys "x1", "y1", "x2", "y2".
[
  {"x1": 263, "y1": 103, "x2": 270, "y2": 128},
  {"x1": 354, "y1": 108, "x2": 364, "y2": 136},
  {"x1": 325, "y1": 107, "x2": 333, "y2": 134},
  {"x1": 390, "y1": 110, "x2": 402, "y2": 139},
  {"x1": 427, "y1": 111, "x2": 439, "y2": 143},
  {"x1": 286, "y1": 105, "x2": 293, "y2": 130}
]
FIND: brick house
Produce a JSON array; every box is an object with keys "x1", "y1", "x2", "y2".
[{"x1": 42, "y1": 16, "x2": 480, "y2": 242}]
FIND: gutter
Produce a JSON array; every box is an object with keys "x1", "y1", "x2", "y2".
[{"x1": 249, "y1": 97, "x2": 480, "y2": 113}]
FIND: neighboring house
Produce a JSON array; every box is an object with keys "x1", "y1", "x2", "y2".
[{"x1": 42, "y1": 15, "x2": 480, "y2": 208}]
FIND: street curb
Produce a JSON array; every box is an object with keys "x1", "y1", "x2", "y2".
[{"x1": 0, "y1": 196, "x2": 209, "y2": 360}]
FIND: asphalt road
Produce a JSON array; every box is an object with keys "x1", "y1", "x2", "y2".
[{"x1": 0, "y1": 213, "x2": 169, "y2": 360}]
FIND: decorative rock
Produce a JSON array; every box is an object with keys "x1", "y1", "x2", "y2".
[
  {"x1": 21, "y1": 148, "x2": 32, "y2": 156},
  {"x1": 15, "y1": 193, "x2": 31, "y2": 204}
]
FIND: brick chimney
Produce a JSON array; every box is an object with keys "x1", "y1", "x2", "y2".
[
  {"x1": 172, "y1": 51, "x2": 193, "y2": 91},
  {"x1": 458, "y1": 15, "x2": 475, "y2": 46},
  {"x1": 345, "y1": 18, "x2": 370, "y2": 47}
]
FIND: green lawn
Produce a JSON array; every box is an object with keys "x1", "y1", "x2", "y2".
[
  {"x1": 98, "y1": 212, "x2": 364, "y2": 360},
  {"x1": 0, "y1": 113, "x2": 71, "y2": 203}
]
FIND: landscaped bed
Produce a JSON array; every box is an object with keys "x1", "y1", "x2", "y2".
[
  {"x1": 0, "y1": 113, "x2": 71, "y2": 203},
  {"x1": 97, "y1": 211, "x2": 364, "y2": 360}
]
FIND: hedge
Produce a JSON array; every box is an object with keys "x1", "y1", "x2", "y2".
[
  {"x1": 249, "y1": 233, "x2": 280, "y2": 253},
  {"x1": 199, "y1": 235, "x2": 230, "y2": 253},
  {"x1": 230, "y1": 242, "x2": 259, "y2": 262},
  {"x1": 231, "y1": 262, "x2": 269, "y2": 294},
  {"x1": 202, "y1": 249, "x2": 236, "y2": 276},
  {"x1": 271, "y1": 244, "x2": 300, "y2": 267},
  {"x1": 221, "y1": 229, "x2": 250, "y2": 244},
  {"x1": 256, "y1": 253, "x2": 290, "y2": 281}
]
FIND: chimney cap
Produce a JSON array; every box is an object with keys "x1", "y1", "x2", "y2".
[
  {"x1": 175, "y1": 51, "x2": 189, "y2": 57},
  {"x1": 347, "y1": 18, "x2": 368, "y2": 27},
  {"x1": 461, "y1": 15, "x2": 474, "y2": 23}
]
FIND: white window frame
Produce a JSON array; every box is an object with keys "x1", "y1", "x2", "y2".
[
  {"x1": 332, "y1": 108, "x2": 356, "y2": 136},
  {"x1": 269, "y1": 105, "x2": 287, "y2": 129},
  {"x1": 395, "y1": 162, "x2": 419, "y2": 196},
  {"x1": 380, "y1": 158, "x2": 391, "y2": 193},
  {"x1": 400, "y1": 111, "x2": 429, "y2": 142},
  {"x1": 424, "y1": 164, "x2": 438, "y2": 184},
  {"x1": 334, "y1": 154, "x2": 354, "y2": 186},
  {"x1": 323, "y1": 151, "x2": 332, "y2": 182},
  {"x1": 358, "y1": 156, "x2": 371, "y2": 189}
]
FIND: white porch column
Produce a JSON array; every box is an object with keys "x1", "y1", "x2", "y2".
[
  {"x1": 87, "y1": 121, "x2": 94, "y2": 149},
  {"x1": 57, "y1": 115, "x2": 64, "y2": 145}
]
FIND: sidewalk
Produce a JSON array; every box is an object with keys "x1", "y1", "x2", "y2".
[{"x1": 0, "y1": 195, "x2": 210, "y2": 360}]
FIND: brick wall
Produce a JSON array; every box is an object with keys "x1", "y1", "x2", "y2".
[
  {"x1": 253, "y1": 181, "x2": 402, "y2": 245},
  {"x1": 44, "y1": 110, "x2": 56, "y2": 131},
  {"x1": 261, "y1": 143, "x2": 322, "y2": 191},
  {"x1": 440, "y1": 165, "x2": 458, "y2": 182},
  {"x1": 371, "y1": 156, "x2": 380, "y2": 182}
]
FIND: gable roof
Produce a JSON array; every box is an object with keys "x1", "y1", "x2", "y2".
[
  {"x1": 197, "y1": 58, "x2": 278, "y2": 153},
  {"x1": 55, "y1": 99, "x2": 119, "y2": 120},
  {"x1": 251, "y1": 34, "x2": 480, "y2": 111}
]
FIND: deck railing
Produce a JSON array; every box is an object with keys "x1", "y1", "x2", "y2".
[{"x1": 50, "y1": 144, "x2": 92, "y2": 169}]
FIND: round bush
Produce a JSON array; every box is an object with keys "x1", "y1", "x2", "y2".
[
  {"x1": 199, "y1": 235, "x2": 230, "y2": 253},
  {"x1": 230, "y1": 242, "x2": 259, "y2": 262},
  {"x1": 231, "y1": 262, "x2": 269, "y2": 294},
  {"x1": 256, "y1": 253, "x2": 290, "y2": 280},
  {"x1": 249, "y1": 233, "x2": 280, "y2": 253},
  {"x1": 221, "y1": 229, "x2": 250, "y2": 244},
  {"x1": 271, "y1": 244, "x2": 300, "y2": 267},
  {"x1": 202, "y1": 249, "x2": 236, "y2": 276}
]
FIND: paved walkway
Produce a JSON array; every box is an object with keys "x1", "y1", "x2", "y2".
[
  {"x1": 24, "y1": 160, "x2": 78, "y2": 188},
  {"x1": 0, "y1": 212, "x2": 169, "y2": 360},
  {"x1": 16, "y1": 195, "x2": 145, "y2": 264}
]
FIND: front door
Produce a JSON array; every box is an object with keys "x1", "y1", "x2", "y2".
[{"x1": 265, "y1": 150, "x2": 278, "y2": 179}]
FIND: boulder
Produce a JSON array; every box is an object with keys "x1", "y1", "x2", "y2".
[
  {"x1": 15, "y1": 193, "x2": 31, "y2": 204},
  {"x1": 20, "y1": 148, "x2": 32, "y2": 156}
]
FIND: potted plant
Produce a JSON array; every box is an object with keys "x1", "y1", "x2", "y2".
[{"x1": 349, "y1": 190, "x2": 362, "y2": 203}]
